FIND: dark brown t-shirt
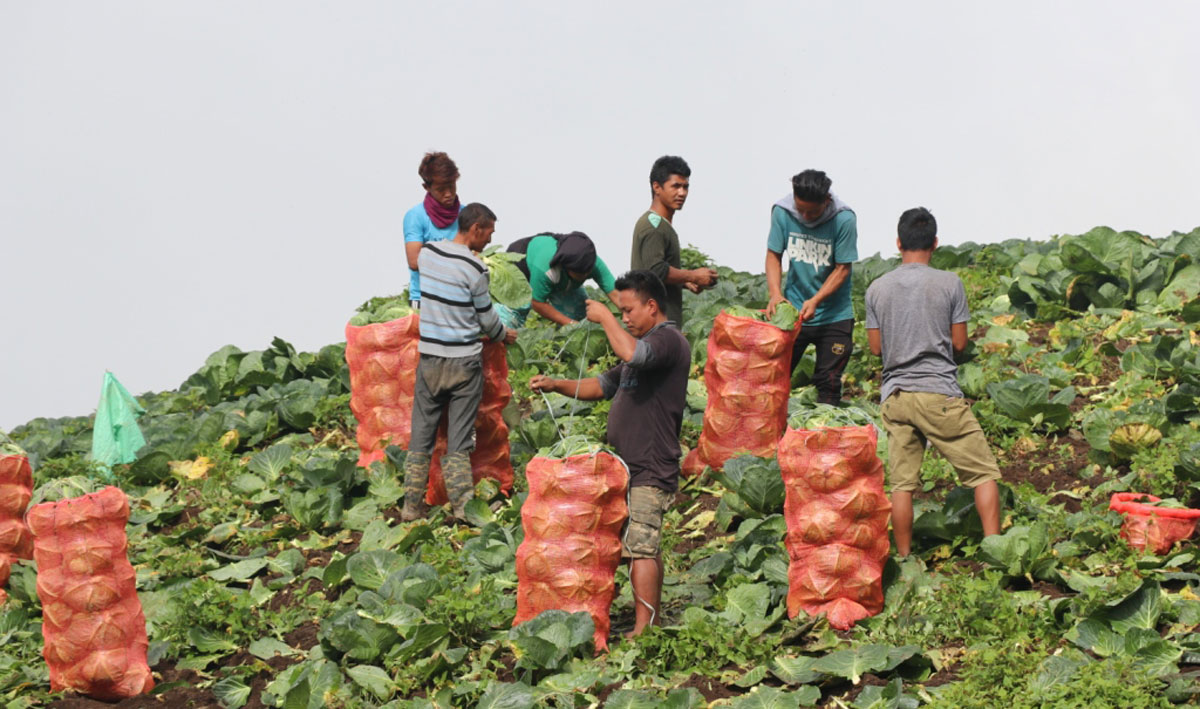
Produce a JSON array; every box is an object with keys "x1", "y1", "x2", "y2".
[{"x1": 599, "y1": 321, "x2": 690, "y2": 492}]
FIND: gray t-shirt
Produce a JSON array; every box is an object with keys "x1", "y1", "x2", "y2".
[{"x1": 865, "y1": 263, "x2": 969, "y2": 402}]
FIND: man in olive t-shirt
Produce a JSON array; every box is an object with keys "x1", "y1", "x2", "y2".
[{"x1": 631, "y1": 155, "x2": 718, "y2": 325}]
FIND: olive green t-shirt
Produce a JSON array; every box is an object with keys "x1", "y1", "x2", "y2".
[{"x1": 631, "y1": 211, "x2": 684, "y2": 324}]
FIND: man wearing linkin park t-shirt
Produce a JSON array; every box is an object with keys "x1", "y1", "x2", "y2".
[{"x1": 529, "y1": 270, "x2": 689, "y2": 638}]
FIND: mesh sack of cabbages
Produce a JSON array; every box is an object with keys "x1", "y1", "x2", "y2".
[
  {"x1": 345, "y1": 314, "x2": 513, "y2": 505},
  {"x1": 26, "y1": 486, "x2": 154, "y2": 700},
  {"x1": 514, "y1": 441, "x2": 629, "y2": 651},
  {"x1": 778, "y1": 425, "x2": 891, "y2": 630},
  {"x1": 682, "y1": 309, "x2": 799, "y2": 477},
  {"x1": 0, "y1": 454, "x2": 35, "y2": 595},
  {"x1": 1109, "y1": 493, "x2": 1200, "y2": 555}
]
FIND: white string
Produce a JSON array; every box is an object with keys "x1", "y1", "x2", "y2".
[{"x1": 540, "y1": 325, "x2": 592, "y2": 445}]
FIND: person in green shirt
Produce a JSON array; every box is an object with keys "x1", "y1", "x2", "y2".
[
  {"x1": 631, "y1": 155, "x2": 718, "y2": 325},
  {"x1": 506, "y1": 232, "x2": 620, "y2": 326}
]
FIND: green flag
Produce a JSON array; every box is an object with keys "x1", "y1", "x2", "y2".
[{"x1": 90, "y1": 371, "x2": 146, "y2": 467}]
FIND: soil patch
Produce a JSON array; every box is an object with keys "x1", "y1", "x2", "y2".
[
  {"x1": 243, "y1": 655, "x2": 299, "y2": 709},
  {"x1": 923, "y1": 666, "x2": 962, "y2": 687},
  {"x1": 336, "y1": 530, "x2": 363, "y2": 556},
  {"x1": 946, "y1": 560, "x2": 984, "y2": 575},
  {"x1": 833, "y1": 672, "x2": 889, "y2": 704},
  {"x1": 1027, "y1": 323, "x2": 1050, "y2": 348},
  {"x1": 267, "y1": 577, "x2": 327, "y2": 613},
  {"x1": 676, "y1": 674, "x2": 739, "y2": 702},
  {"x1": 493, "y1": 653, "x2": 518, "y2": 683},
  {"x1": 1032, "y1": 580, "x2": 1072, "y2": 599},
  {"x1": 160, "y1": 506, "x2": 203, "y2": 536},
  {"x1": 998, "y1": 436, "x2": 1091, "y2": 512},
  {"x1": 47, "y1": 663, "x2": 219, "y2": 709},
  {"x1": 671, "y1": 492, "x2": 724, "y2": 556},
  {"x1": 284, "y1": 621, "x2": 320, "y2": 651},
  {"x1": 608, "y1": 605, "x2": 635, "y2": 638}
]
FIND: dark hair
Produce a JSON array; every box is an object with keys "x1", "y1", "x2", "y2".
[
  {"x1": 791, "y1": 169, "x2": 832, "y2": 202},
  {"x1": 419, "y1": 152, "x2": 459, "y2": 187},
  {"x1": 458, "y1": 203, "x2": 496, "y2": 233},
  {"x1": 649, "y1": 155, "x2": 690, "y2": 187},
  {"x1": 897, "y1": 207, "x2": 937, "y2": 251},
  {"x1": 614, "y1": 270, "x2": 668, "y2": 312}
]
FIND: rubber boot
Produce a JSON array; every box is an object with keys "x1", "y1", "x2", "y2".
[
  {"x1": 401, "y1": 452, "x2": 432, "y2": 522},
  {"x1": 442, "y1": 451, "x2": 475, "y2": 520}
]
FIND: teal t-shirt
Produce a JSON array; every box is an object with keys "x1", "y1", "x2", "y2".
[
  {"x1": 524, "y1": 234, "x2": 616, "y2": 302},
  {"x1": 767, "y1": 206, "x2": 858, "y2": 325}
]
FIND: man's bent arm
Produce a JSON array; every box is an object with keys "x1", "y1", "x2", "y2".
[
  {"x1": 951, "y1": 322, "x2": 968, "y2": 353},
  {"x1": 405, "y1": 242, "x2": 422, "y2": 270},
  {"x1": 811, "y1": 263, "x2": 852, "y2": 306},
  {"x1": 531, "y1": 376, "x2": 605, "y2": 401},
  {"x1": 531, "y1": 299, "x2": 576, "y2": 326},
  {"x1": 585, "y1": 300, "x2": 636, "y2": 361},
  {"x1": 867, "y1": 328, "x2": 881, "y2": 356},
  {"x1": 797, "y1": 263, "x2": 851, "y2": 321},
  {"x1": 765, "y1": 249, "x2": 787, "y2": 315}
]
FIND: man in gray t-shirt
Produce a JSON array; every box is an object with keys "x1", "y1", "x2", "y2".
[{"x1": 865, "y1": 207, "x2": 1002, "y2": 557}]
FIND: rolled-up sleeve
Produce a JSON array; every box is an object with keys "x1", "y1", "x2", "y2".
[{"x1": 598, "y1": 364, "x2": 623, "y2": 399}]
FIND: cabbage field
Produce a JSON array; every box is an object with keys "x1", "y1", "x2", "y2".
[{"x1": 4, "y1": 225, "x2": 1200, "y2": 708}]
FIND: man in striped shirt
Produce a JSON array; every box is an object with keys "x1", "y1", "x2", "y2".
[{"x1": 403, "y1": 203, "x2": 518, "y2": 523}]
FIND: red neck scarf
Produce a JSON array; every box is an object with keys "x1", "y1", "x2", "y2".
[{"x1": 423, "y1": 192, "x2": 460, "y2": 229}]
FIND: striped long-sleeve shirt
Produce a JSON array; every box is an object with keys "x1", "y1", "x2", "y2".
[{"x1": 416, "y1": 241, "x2": 505, "y2": 357}]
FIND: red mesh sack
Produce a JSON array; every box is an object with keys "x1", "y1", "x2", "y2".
[
  {"x1": 514, "y1": 453, "x2": 629, "y2": 651},
  {"x1": 0, "y1": 455, "x2": 35, "y2": 593},
  {"x1": 683, "y1": 311, "x2": 799, "y2": 476},
  {"x1": 778, "y1": 425, "x2": 890, "y2": 630},
  {"x1": 346, "y1": 316, "x2": 421, "y2": 466},
  {"x1": 345, "y1": 315, "x2": 513, "y2": 504},
  {"x1": 26, "y1": 486, "x2": 153, "y2": 700},
  {"x1": 1109, "y1": 493, "x2": 1200, "y2": 554}
]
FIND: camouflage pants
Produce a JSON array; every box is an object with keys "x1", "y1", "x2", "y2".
[
  {"x1": 441, "y1": 450, "x2": 474, "y2": 515},
  {"x1": 402, "y1": 451, "x2": 475, "y2": 518},
  {"x1": 621, "y1": 485, "x2": 673, "y2": 559}
]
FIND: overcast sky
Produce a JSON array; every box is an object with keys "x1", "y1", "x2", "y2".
[{"x1": 2, "y1": 2, "x2": 1198, "y2": 429}]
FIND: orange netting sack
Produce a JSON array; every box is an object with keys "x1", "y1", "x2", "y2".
[
  {"x1": 1109, "y1": 493, "x2": 1200, "y2": 554},
  {"x1": 682, "y1": 311, "x2": 799, "y2": 477},
  {"x1": 514, "y1": 452, "x2": 629, "y2": 651},
  {"x1": 778, "y1": 425, "x2": 891, "y2": 630},
  {"x1": 0, "y1": 455, "x2": 35, "y2": 603},
  {"x1": 345, "y1": 315, "x2": 513, "y2": 504},
  {"x1": 26, "y1": 486, "x2": 154, "y2": 700}
]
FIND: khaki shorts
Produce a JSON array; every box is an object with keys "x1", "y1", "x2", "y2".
[
  {"x1": 622, "y1": 485, "x2": 674, "y2": 559},
  {"x1": 881, "y1": 390, "x2": 1002, "y2": 493}
]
